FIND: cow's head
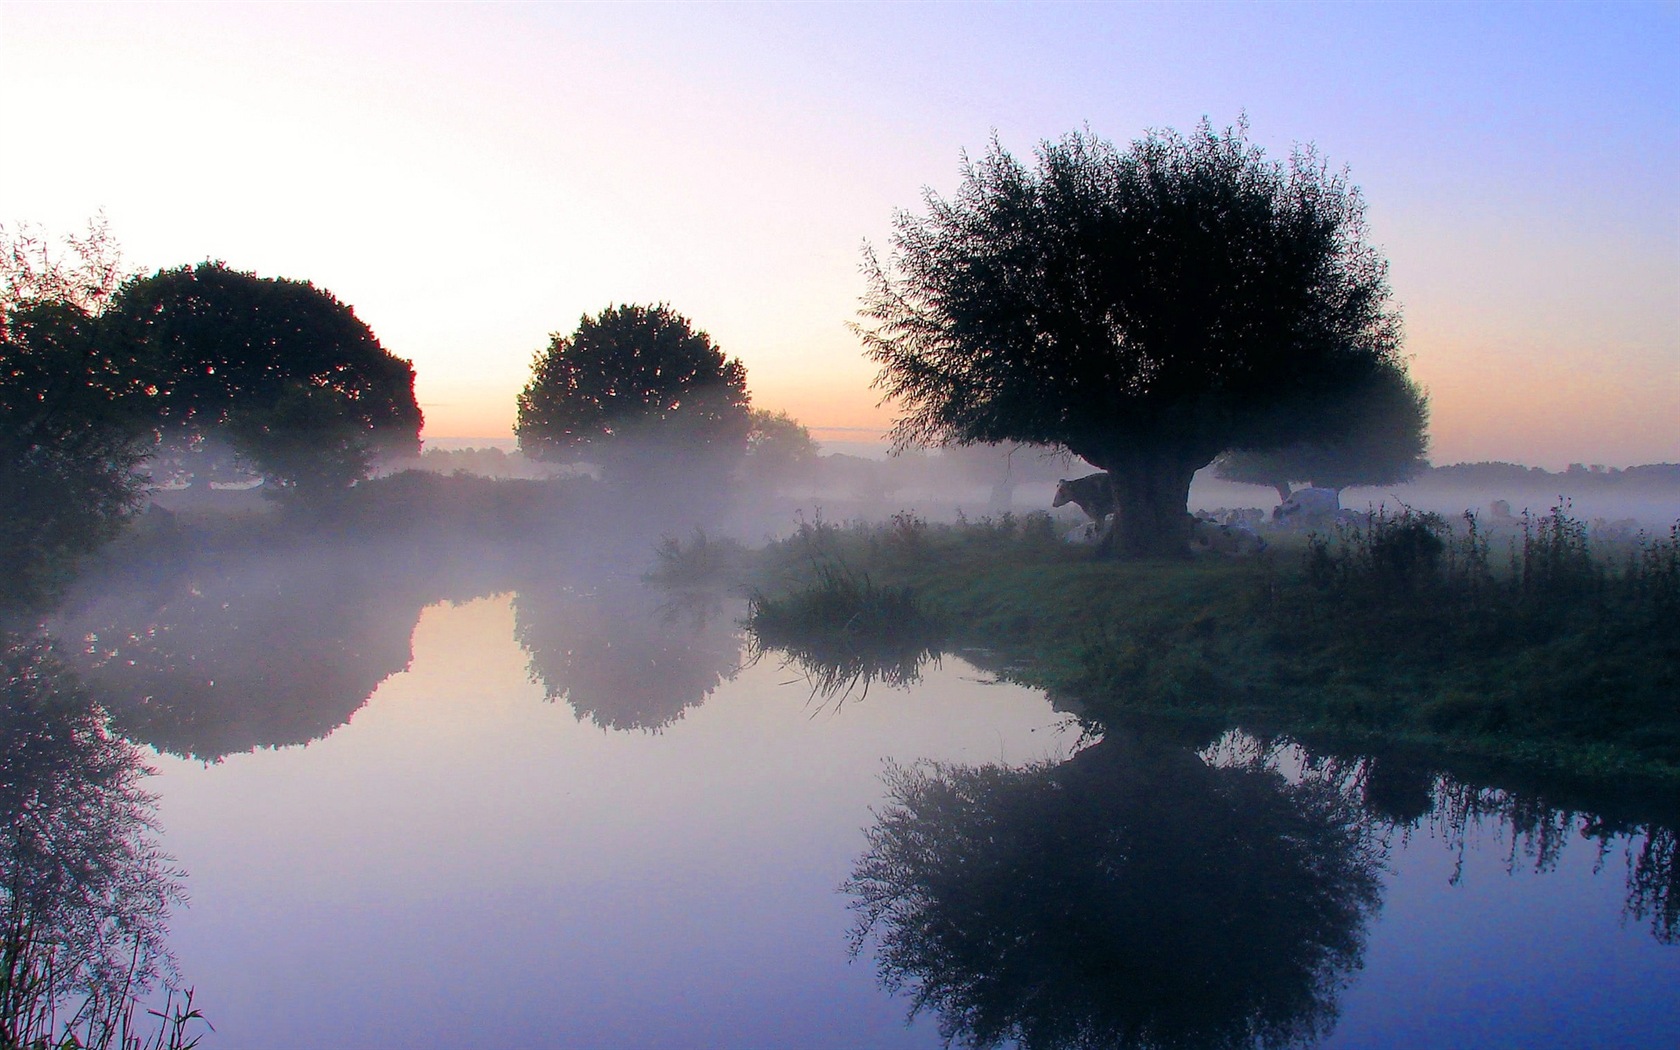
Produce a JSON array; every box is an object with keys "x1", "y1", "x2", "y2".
[{"x1": 1052, "y1": 479, "x2": 1073, "y2": 508}]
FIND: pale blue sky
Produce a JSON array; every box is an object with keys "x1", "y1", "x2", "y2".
[{"x1": 2, "y1": 1, "x2": 1674, "y2": 466}]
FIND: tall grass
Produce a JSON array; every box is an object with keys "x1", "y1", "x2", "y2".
[
  {"x1": 1282, "y1": 501, "x2": 1680, "y2": 768},
  {"x1": 1301, "y1": 500, "x2": 1677, "y2": 626},
  {"x1": 746, "y1": 556, "x2": 945, "y2": 706},
  {"x1": 645, "y1": 528, "x2": 749, "y2": 588},
  {"x1": 1, "y1": 916, "x2": 207, "y2": 1050}
]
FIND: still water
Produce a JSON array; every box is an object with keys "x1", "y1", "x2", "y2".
[{"x1": 29, "y1": 563, "x2": 1680, "y2": 1048}]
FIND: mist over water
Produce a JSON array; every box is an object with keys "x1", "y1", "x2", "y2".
[{"x1": 4, "y1": 438, "x2": 1676, "y2": 1047}]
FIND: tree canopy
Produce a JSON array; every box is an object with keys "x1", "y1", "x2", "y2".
[
  {"x1": 515, "y1": 304, "x2": 751, "y2": 482},
  {"x1": 1215, "y1": 361, "x2": 1430, "y2": 499},
  {"x1": 105, "y1": 261, "x2": 422, "y2": 496},
  {"x1": 859, "y1": 120, "x2": 1408, "y2": 557}
]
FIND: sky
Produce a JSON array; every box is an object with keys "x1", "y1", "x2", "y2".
[{"x1": 2, "y1": 1, "x2": 1675, "y2": 468}]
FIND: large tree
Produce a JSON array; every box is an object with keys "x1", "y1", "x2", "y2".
[
  {"x1": 1215, "y1": 361, "x2": 1430, "y2": 500},
  {"x1": 105, "y1": 262, "x2": 422, "y2": 497},
  {"x1": 859, "y1": 120, "x2": 1406, "y2": 557},
  {"x1": 515, "y1": 303, "x2": 751, "y2": 484}
]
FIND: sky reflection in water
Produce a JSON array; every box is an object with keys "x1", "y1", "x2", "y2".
[
  {"x1": 29, "y1": 584, "x2": 1680, "y2": 1049},
  {"x1": 141, "y1": 596, "x2": 1080, "y2": 1049}
]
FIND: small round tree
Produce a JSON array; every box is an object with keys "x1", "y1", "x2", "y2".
[
  {"x1": 859, "y1": 120, "x2": 1407, "y2": 557},
  {"x1": 742, "y1": 409, "x2": 820, "y2": 490},
  {"x1": 515, "y1": 304, "x2": 751, "y2": 485}
]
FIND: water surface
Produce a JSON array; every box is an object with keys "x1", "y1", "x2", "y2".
[{"x1": 27, "y1": 566, "x2": 1680, "y2": 1048}]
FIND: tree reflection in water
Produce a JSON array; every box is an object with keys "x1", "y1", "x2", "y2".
[
  {"x1": 513, "y1": 575, "x2": 744, "y2": 732},
  {"x1": 846, "y1": 733, "x2": 1385, "y2": 1050},
  {"x1": 1419, "y1": 775, "x2": 1678, "y2": 946},
  {"x1": 1, "y1": 639, "x2": 191, "y2": 1043},
  {"x1": 56, "y1": 545, "x2": 474, "y2": 761}
]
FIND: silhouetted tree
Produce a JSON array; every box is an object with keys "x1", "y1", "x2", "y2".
[
  {"x1": 104, "y1": 262, "x2": 421, "y2": 499},
  {"x1": 1, "y1": 221, "x2": 151, "y2": 613},
  {"x1": 846, "y1": 735, "x2": 1384, "y2": 1050},
  {"x1": 1214, "y1": 362, "x2": 1429, "y2": 500},
  {"x1": 859, "y1": 120, "x2": 1406, "y2": 557},
  {"x1": 515, "y1": 304, "x2": 751, "y2": 488}
]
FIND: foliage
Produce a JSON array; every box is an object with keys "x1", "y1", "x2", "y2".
[
  {"x1": 1304, "y1": 505, "x2": 1450, "y2": 597},
  {"x1": 0, "y1": 221, "x2": 153, "y2": 615},
  {"x1": 104, "y1": 261, "x2": 422, "y2": 496},
  {"x1": 1276, "y1": 502, "x2": 1680, "y2": 768},
  {"x1": 747, "y1": 556, "x2": 944, "y2": 705},
  {"x1": 858, "y1": 119, "x2": 1405, "y2": 557},
  {"x1": 0, "y1": 215, "x2": 130, "y2": 320},
  {"x1": 647, "y1": 529, "x2": 750, "y2": 589},
  {"x1": 1214, "y1": 361, "x2": 1429, "y2": 496},
  {"x1": 223, "y1": 380, "x2": 377, "y2": 500},
  {"x1": 515, "y1": 304, "x2": 751, "y2": 482}
]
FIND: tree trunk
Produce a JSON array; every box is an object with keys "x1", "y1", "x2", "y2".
[{"x1": 1091, "y1": 449, "x2": 1201, "y2": 560}]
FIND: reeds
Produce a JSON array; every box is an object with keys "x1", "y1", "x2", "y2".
[
  {"x1": 646, "y1": 528, "x2": 749, "y2": 588},
  {"x1": 0, "y1": 915, "x2": 207, "y2": 1050},
  {"x1": 746, "y1": 558, "x2": 945, "y2": 707}
]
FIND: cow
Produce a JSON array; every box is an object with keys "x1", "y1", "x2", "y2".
[
  {"x1": 1053, "y1": 473, "x2": 1118, "y2": 526},
  {"x1": 1273, "y1": 487, "x2": 1339, "y2": 526},
  {"x1": 1191, "y1": 517, "x2": 1267, "y2": 555}
]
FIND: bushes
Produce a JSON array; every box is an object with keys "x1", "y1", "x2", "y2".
[
  {"x1": 1303, "y1": 500, "x2": 1677, "y2": 628},
  {"x1": 1279, "y1": 501, "x2": 1680, "y2": 772}
]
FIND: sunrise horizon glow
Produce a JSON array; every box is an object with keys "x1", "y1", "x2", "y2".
[{"x1": 3, "y1": 1, "x2": 1674, "y2": 470}]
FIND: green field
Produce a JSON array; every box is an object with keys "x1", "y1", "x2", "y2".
[{"x1": 728, "y1": 508, "x2": 1680, "y2": 787}]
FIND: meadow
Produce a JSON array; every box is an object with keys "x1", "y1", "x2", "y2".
[{"x1": 719, "y1": 504, "x2": 1680, "y2": 786}]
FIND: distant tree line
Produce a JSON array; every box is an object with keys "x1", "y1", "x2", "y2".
[{"x1": 1423, "y1": 461, "x2": 1680, "y2": 488}]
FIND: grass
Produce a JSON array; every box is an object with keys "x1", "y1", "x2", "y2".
[
  {"x1": 0, "y1": 918, "x2": 207, "y2": 1050},
  {"x1": 745, "y1": 521, "x2": 950, "y2": 706},
  {"x1": 646, "y1": 529, "x2": 750, "y2": 589},
  {"x1": 736, "y1": 505, "x2": 1680, "y2": 786}
]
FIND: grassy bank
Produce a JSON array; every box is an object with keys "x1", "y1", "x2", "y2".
[{"x1": 730, "y1": 508, "x2": 1680, "y2": 785}]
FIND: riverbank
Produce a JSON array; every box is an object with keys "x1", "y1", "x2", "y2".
[{"x1": 735, "y1": 509, "x2": 1680, "y2": 788}]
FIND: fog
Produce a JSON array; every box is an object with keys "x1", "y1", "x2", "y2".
[
  {"x1": 8, "y1": 429, "x2": 1676, "y2": 1048},
  {"x1": 375, "y1": 440, "x2": 1680, "y2": 536}
]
